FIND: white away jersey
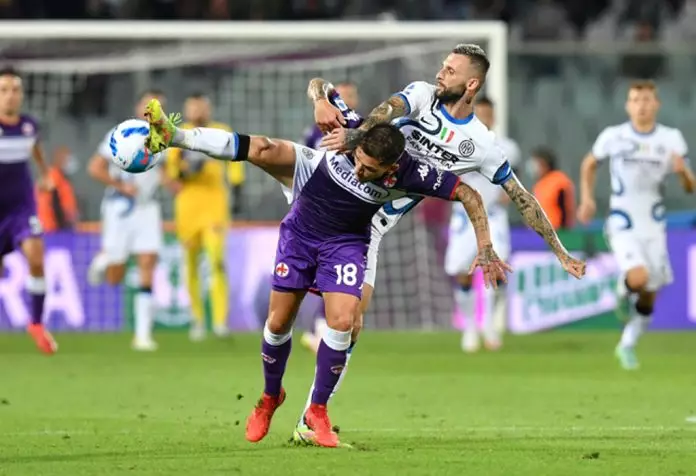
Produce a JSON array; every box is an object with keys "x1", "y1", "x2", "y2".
[
  {"x1": 592, "y1": 122, "x2": 687, "y2": 234},
  {"x1": 372, "y1": 81, "x2": 513, "y2": 234},
  {"x1": 97, "y1": 128, "x2": 161, "y2": 205}
]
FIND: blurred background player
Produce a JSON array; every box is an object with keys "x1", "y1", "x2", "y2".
[
  {"x1": 87, "y1": 90, "x2": 166, "y2": 351},
  {"x1": 35, "y1": 145, "x2": 79, "y2": 232},
  {"x1": 528, "y1": 146, "x2": 575, "y2": 230},
  {"x1": 577, "y1": 80, "x2": 695, "y2": 370},
  {"x1": 300, "y1": 81, "x2": 361, "y2": 354},
  {"x1": 446, "y1": 96, "x2": 521, "y2": 353},
  {"x1": 164, "y1": 93, "x2": 244, "y2": 341},
  {"x1": 0, "y1": 67, "x2": 56, "y2": 354}
]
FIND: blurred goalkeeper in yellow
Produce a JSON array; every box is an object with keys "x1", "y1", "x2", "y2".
[{"x1": 164, "y1": 93, "x2": 245, "y2": 341}]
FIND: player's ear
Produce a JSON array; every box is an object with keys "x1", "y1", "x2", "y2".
[{"x1": 467, "y1": 77, "x2": 480, "y2": 92}]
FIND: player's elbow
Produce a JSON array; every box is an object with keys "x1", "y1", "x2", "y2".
[{"x1": 580, "y1": 154, "x2": 597, "y2": 176}]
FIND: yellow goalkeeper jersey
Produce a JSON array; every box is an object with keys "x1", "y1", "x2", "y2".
[{"x1": 166, "y1": 121, "x2": 245, "y2": 242}]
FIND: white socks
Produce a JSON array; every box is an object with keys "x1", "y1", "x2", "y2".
[
  {"x1": 135, "y1": 289, "x2": 154, "y2": 343},
  {"x1": 620, "y1": 316, "x2": 648, "y2": 348},
  {"x1": 173, "y1": 127, "x2": 239, "y2": 160},
  {"x1": 455, "y1": 287, "x2": 477, "y2": 335}
]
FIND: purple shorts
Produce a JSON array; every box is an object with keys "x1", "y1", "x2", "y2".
[
  {"x1": 272, "y1": 222, "x2": 367, "y2": 299},
  {"x1": 0, "y1": 209, "x2": 42, "y2": 259}
]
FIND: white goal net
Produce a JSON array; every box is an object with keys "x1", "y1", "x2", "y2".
[{"x1": 1, "y1": 20, "x2": 508, "y2": 330}]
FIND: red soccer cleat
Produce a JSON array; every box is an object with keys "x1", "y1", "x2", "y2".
[
  {"x1": 245, "y1": 389, "x2": 286, "y2": 443},
  {"x1": 305, "y1": 403, "x2": 340, "y2": 448},
  {"x1": 27, "y1": 324, "x2": 58, "y2": 355}
]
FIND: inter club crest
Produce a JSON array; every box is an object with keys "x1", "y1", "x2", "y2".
[
  {"x1": 275, "y1": 262, "x2": 290, "y2": 278},
  {"x1": 383, "y1": 174, "x2": 397, "y2": 188},
  {"x1": 458, "y1": 139, "x2": 475, "y2": 157}
]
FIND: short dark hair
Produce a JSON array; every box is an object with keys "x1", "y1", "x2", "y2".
[
  {"x1": 359, "y1": 124, "x2": 405, "y2": 165},
  {"x1": 0, "y1": 67, "x2": 20, "y2": 79},
  {"x1": 139, "y1": 89, "x2": 165, "y2": 101},
  {"x1": 531, "y1": 146, "x2": 557, "y2": 170},
  {"x1": 452, "y1": 43, "x2": 490, "y2": 81},
  {"x1": 476, "y1": 96, "x2": 494, "y2": 108}
]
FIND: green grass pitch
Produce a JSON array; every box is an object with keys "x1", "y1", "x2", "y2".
[{"x1": 1, "y1": 331, "x2": 694, "y2": 475}]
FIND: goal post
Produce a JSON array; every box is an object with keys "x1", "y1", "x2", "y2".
[
  {"x1": 1, "y1": 20, "x2": 508, "y2": 136},
  {"x1": 0, "y1": 20, "x2": 508, "y2": 331}
]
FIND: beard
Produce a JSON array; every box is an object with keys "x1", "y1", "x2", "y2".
[{"x1": 435, "y1": 86, "x2": 466, "y2": 104}]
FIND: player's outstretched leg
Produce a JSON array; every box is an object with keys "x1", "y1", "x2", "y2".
[
  {"x1": 21, "y1": 237, "x2": 56, "y2": 355},
  {"x1": 143, "y1": 99, "x2": 179, "y2": 153},
  {"x1": 245, "y1": 290, "x2": 301, "y2": 443}
]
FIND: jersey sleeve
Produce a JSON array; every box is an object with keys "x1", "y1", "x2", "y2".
[
  {"x1": 280, "y1": 143, "x2": 325, "y2": 204},
  {"x1": 398, "y1": 157, "x2": 460, "y2": 200},
  {"x1": 328, "y1": 89, "x2": 363, "y2": 129},
  {"x1": 591, "y1": 127, "x2": 614, "y2": 161},
  {"x1": 393, "y1": 81, "x2": 434, "y2": 118},
  {"x1": 479, "y1": 143, "x2": 513, "y2": 185},
  {"x1": 672, "y1": 129, "x2": 688, "y2": 158}
]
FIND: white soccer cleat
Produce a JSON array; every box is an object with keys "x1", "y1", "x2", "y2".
[
  {"x1": 87, "y1": 252, "x2": 109, "y2": 286},
  {"x1": 213, "y1": 323, "x2": 230, "y2": 338},
  {"x1": 461, "y1": 331, "x2": 480, "y2": 353},
  {"x1": 189, "y1": 322, "x2": 206, "y2": 342},
  {"x1": 132, "y1": 337, "x2": 158, "y2": 352}
]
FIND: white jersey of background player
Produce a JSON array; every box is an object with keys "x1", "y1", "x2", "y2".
[
  {"x1": 300, "y1": 43, "x2": 585, "y2": 443},
  {"x1": 86, "y1": 91, "x2": 166, "y2": 352},
  {"x1": 445, "y1": 96, "x2": 521, "y2": 354},
  {"x1": 578, "y1": 81, "x2": 695, "y2": 371}
]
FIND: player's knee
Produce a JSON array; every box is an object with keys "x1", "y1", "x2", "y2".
[
  {"x1": 325, "y1": 311, "x2": 354, "y2": 333},
  {"x1": 625, "y1": 267, "x2": 649, "y2": 292},
  {"x1": 265, "y1": 315, "x2": 293, "y2": 335},
  {"x1": 105, "y1": 264, "x2": 125, "y2": 285}
]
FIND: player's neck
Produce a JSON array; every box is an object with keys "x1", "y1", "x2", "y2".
[
  {"x1": 441, "y1": 100, "x2": 473, "y2": 121},
  {"x1": 630, "y1": 120, "x2": 656, "y2": 135},
  {"x1": 0, "y1": 112, "x2": 20, "y2": 125}
]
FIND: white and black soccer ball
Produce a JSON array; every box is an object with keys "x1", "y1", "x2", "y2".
[{"x1": 109, "y1": 119, "x2": 162, "y2": 173}]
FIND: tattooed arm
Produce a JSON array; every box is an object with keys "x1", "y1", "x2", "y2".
[
  {"x1": 501, "y1": 175, "x2": 586, "y2": 278},
  {"x1": 452, "y1": 182, "x2": 512, "y2": 286}
]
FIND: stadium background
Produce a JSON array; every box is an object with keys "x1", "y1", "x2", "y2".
[{"x1": 1, "y1": 0, "x2": 696, "y2": 334}]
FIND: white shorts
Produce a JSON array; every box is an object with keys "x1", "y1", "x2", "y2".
[
  {"x1": 444, "y1": 207, "x2": 511, "y2": 277},
  {"x1": 101, "y1": 199, "x2": 163, "y2": 264},
  {"x1": 606, "y1": 231, "x2": 672, "y2": 291}
]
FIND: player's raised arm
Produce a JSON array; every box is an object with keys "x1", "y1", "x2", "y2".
[
  {"x1": 501, "y1": 174, "x2": 585, "y2": 278},
  {"x1": 320, "y1": 84, "x2": 413, "y2": 152},
  {"x1": 307, "y1": 77, "x2": 346, "y2": 132}
]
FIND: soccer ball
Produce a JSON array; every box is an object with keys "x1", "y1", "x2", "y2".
[{"x1": 109, "y1": 119, "x2": 163, "y2": 173}]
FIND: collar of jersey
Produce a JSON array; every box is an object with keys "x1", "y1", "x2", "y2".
[
  {"x1": 628, "y1": 121, "x2": 656, "y2": 137},
  {"x1": 438, "y1": 104, "x2": 474, "y2": 125}
]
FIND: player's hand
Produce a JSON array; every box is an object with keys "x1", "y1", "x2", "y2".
[
  {"x1": 37, "y1": 175, "x2": 55, "y2": 192},
  {"x1": 314, "y1": 98, "x2": 345, "y2": 133},
  {"x1": 576, "y1": 199, "x2": 596, "y2": 225},
  {"x1": 320, "y1": 127, "x2": 349, "y2": 152},
  {"x1": 468, "y1": 245, "x2": 513, "y2": 289},
  {"x1": 116, "y1": 182, "x2": 138, "y2": 197},
  {"x1": 559, "y1": 253, "x2": 586, "y2": 279}
]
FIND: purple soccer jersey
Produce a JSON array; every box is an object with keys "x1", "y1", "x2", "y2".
[
  {"x1": 0, "y1": 115, "x2": 41, "y2": 258},
  {"x1": 273, "y1": 148, "x2": 461, "y2": 298},
  {"x1": 302, "y1": 89, "x2": 364, "y2": 149}
]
